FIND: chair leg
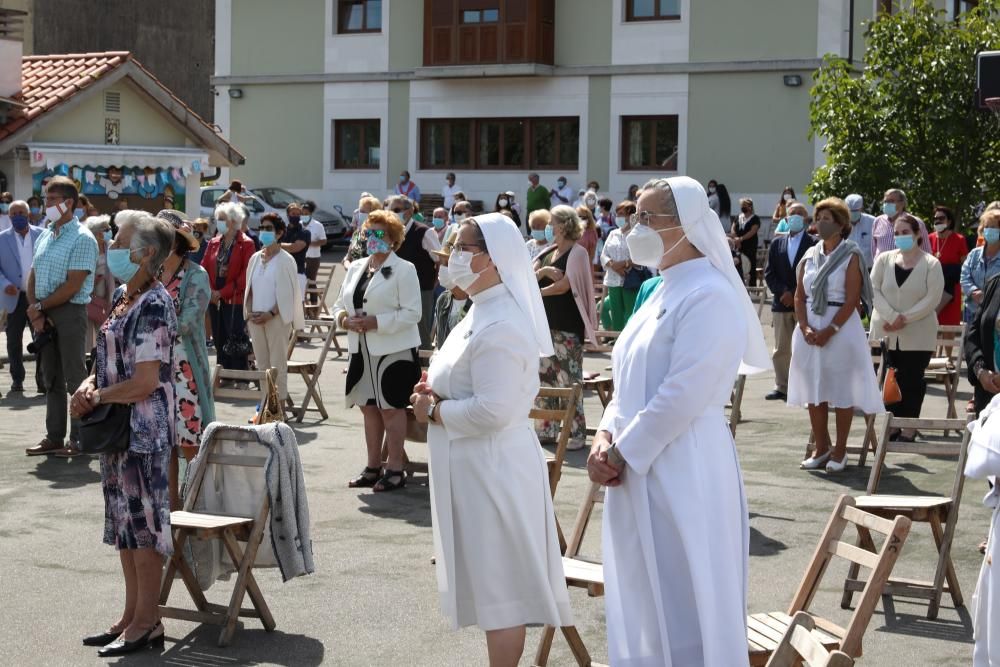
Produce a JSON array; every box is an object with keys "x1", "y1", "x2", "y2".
[
  {"x1": 533, "y1": 625, "x2": 557, "y2": 666},
  {"x1": 858, "y1": 414, "x2": 876, "y2": 468},
  {"x1": 928, "y1": 512, "x2": 963, "y2": 618},
  {"x1": 221, "y1": 531, "x2": 276, "y2": 633},
  {"x1": 561, "y1": 626, "x2": 594, "y2": 666}
]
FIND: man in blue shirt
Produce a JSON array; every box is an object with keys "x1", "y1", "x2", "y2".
[{"x1": 25, "y1": 176, "x2": 98, "y2": 458}]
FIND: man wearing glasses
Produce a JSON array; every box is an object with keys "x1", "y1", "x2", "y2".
[
  {"x1": 24, "y1": 176, "x2": 98, "y2": 458},
  {"x1": 385, "y1": 195, "x2": 441, "y2": 349}
]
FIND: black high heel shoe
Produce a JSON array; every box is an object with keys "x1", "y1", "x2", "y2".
[
  {"x1": 96, "y1": 622, "x2": 164, "y2": 657},
  {"x1": 82, "y1": 628, "x2": 122, "y2": 647}
]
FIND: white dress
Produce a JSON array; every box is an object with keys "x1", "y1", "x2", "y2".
[
  {"x1": 968, "y1": 395, "x2": 1000, "y2": 666},
  {"x1": 426, "y1": 283, "x2": 572, "y2": 631},
  {"x1": 786, "y1": 243, "x2": 883, "y2": 413},
  {"x1": 598, "y1": 258, "x2": 750, "y2": 666}
]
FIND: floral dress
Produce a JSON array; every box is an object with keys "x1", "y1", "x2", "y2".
[{"x1": 164, "y1": 268, "x2": 205, "y2": 448}]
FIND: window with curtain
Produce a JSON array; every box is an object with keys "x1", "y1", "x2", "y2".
[
  {"x1": 333, "y1": 119, "x2": 381, "y2": 169},
  {"x1": 625, "y1": 0, "x2": 681, "y2": 21},
  {"x1": 337, "y1": 0, "x2": 382, "y2": 33},
  {"x1": 621, "y1": 116, "x2": 679, "y2": 171},
  {"x1": 420, "y1": 116, "x2": 579, "y2": 170}
]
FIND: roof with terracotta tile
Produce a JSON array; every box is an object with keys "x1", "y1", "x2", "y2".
[{"x1": 0, "y1": 51, "x2": 244, "y2": 165}]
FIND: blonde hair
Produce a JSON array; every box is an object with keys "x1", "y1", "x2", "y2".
[
  {"x1": 359, "y1": 196, "x2": 383, "y2": 213},
  {"x1": 575, "y1": 205, "x2": 597, "y2": 231},
  {"x1": 550, "y1": 205, "x2": 583, "y2": 241},
  {"x1": 528, "y1": 209, "x2": 551, "y2": 229}
]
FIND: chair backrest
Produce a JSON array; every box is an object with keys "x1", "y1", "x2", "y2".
[
  {"x1": 787, "y1": 495, "x2": 911, "y2": 658},
  {"x1": 564, "y1": 481, "x2": 606, "y2": 561},
  {"x1": 183, "y1": 426, "x2": 270, "y2": 516},
  {"x1": 766, "y1": 612, "x2": 855, "y2": 667},
  {"x1": 287, "y1": 319, "x2": 336, "y2": 369},
  {"x1": 866, "y1": 416, "x2": 972, "y2": 501},
  {"x1": 530, "y1": 384, "x2": 582, "y2": 496},
  {"x1": 747, "y1": 285, "x2": 768, "y2": 317},
  {"x1": 212, "y1": 366, "x2": 271, "y2": 404},
  {"x1": 587, "y1": 329, "x2": 620, "y2": 354}
]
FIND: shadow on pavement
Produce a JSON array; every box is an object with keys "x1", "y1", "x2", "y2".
[
  {"x1": 749, "y1": 511, "x2": 791, "y2": 557},
  {"x1": 137, "y1": 627, "x2": 325, "y2": 667},
  {"x1": 357, "y1": 486, "x2": 431, "y2": 527},
  {"x1": 28, "y1": 455, "x2": 100, "y2": 488},
  {"x1": 876, "y1": 596, "x2": 974, "y2": 644}
]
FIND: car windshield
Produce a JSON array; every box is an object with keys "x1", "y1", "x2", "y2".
[{"x1": 254, "y1": 188, "x2": 302, "y2": 209}]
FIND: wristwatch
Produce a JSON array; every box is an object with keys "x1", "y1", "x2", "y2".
[
  {"x1": 606, "y1": 443, "x2": 626, "y2": 467},
  {"x1": 830, "y1": 322, "x2": 841, "y2": 333},
  {"x1": 31, "y1": 301, "x2": 43, "y2": 313},
  {"x1": 426, "y1": 400, "x2": 438, "y2": 424}
]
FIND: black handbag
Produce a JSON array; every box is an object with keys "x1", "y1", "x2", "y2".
[
  {"x1": 78, "y1": 402, "x2": 133, "y2": 454},
  {"x1": 623, "y1": 266, "x2": 653, "y2": 290},
  {"x1": 221, "y1": 306, "x2": 253, "y2": 358}
]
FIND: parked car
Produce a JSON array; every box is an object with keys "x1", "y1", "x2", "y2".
[{"x1": 199, "y1": 185, "x2": 349, "y2": 247}]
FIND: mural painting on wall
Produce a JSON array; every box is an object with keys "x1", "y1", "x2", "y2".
[{"x1": 32, "y1": 164, "x2": 186, "y2": 213}]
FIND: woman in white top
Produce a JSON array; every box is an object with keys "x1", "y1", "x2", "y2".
[
  {"x1": 788, "y1": 197, "x2": 882, "y2": 472},
  {"x1": 599, "y1": 200, "x2": 639, "y2": 331},
  {"x1": 411, "y1": 213, "x2": 571, "y2": 667},
  {"x1": 244, "y1": 213, "x2": 304, "y2": 402}
]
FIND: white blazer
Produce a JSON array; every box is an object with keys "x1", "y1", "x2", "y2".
[
  {"x1": 243, "y1": 249, "x2": 305, "y2": 331},
  {"x1": 333, "y1": 252, "x2": 421, "y2": 356},
  {"x1": 869, "y1": 249, "x2": 944, "y2": 352}
]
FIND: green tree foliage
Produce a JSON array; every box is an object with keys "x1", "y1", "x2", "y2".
[{"x1": 808, "y1": 0, "x2": 1000, "y2": 224}]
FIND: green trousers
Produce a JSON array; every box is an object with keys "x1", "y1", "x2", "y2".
[{"x1": 601, "y1": 286, "x2": 638, "y2": 331}]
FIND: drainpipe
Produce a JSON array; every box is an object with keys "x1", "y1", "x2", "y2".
[
  {"x1": 848, "y1": 0, "x2": 855, "y2": 65},
  {"x1": 200, "y1": 167, "x2": 221, "y2": 183}
]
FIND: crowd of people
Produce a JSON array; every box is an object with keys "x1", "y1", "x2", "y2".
[{"x1": 5, "y1": 167, "x2": 1000, "y2": 665}]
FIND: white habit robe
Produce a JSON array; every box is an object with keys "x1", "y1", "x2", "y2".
[
  {"x1": 968, "y1": 395, "x2": 1000, "y2": 666},
  {"x1": 426, "y1": 283, "x2": 573, "y2": 631},
  {"x1": 598, "y1": 257, "x2": 751, "y2": 666}
]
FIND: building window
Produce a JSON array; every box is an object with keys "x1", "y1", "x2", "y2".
[
  {"x1": 462, "y1": 8, "x2": 500, "y2": 23},
  {"x1": 337, "y1": 0, "x2": 382, "y2": 34},
  {"x1": 420, "y1": 117, "x2": 579, "y2": 170},
  {"x1": 334, "y1": 119, "x2": 381, "y2": 169},
  {"x1": 625, "y1": 0, "x2": 681, "y2": 21},
  {"x1": 953, "y1": 0, "x2": 978, "y2": 16},
  {"x1": 424, "y1": 0, "x2": 555, "y2": 67},
  {"x1": 621, "y1": 116, "x2": 679, "y2": 171}
]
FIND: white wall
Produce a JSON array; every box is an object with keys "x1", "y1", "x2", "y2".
[
  {"x1": 324, "y1": 0, "x2": 389, "y2": 73},
  {"x1": 322, "y1": 81, "x2": 390, "y2": 209},
  {"x1": 610, "y1": 0, "x2": 690, "y2": 65},
  {"x1": 407, "y1": 76, "x2": 591, "y2": 206}
]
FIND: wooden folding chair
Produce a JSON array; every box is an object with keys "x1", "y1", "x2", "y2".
[
  {"x1": 728, "y1": 374, "x2": 747, "y2": 437},
  {"x1": 532, "y1": 384, "x2": 582, "y2": 498},
  {"x1": 747, "y1": 495, "x2": 911, "y2": 665},
  {"x1": 286, "y1": 319, "x2": 336, "y2": 423},
  {"x1": 747, "y1": 285, "x2": 769, "y2": 319},
  {"x1": 924, "y1": 324, "x2": 965, "y2": 429},
  {"x1": 585, "y1": 329, "x2": 620, "y2": 354},
  {"x1": 303, "y1": 262, "x2": 337, "y2": 320},
  {"x1": 845, "y1": 416, "x2": 971, "y2": 619},
  {"x1": 765, "y1": 612, "x2": 855, "y2": 667},
  {"x1": 533, "y1": 481, "x2": 608, "y2": 667},
  {"x1": 159, "y1": 427, "x2": 276, "y2": 647},
  {"x1": 212, "y1": 366, "x2": 270, "y2": 406}
]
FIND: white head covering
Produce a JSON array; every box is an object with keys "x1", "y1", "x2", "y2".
[
  {"x1": 474, "y1": 213, "x2": 555, "y2": 357},
  {"x1": 664, "y1": 176, "x2": 770, "y2": 375}
]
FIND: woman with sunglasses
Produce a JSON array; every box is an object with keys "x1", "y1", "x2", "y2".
[
  {"x1": 333, "y1": 210, "x2": 422, "y2": 492},
  {"x1": 244, "y1": 213, "x2": 305, "y2": 406}
]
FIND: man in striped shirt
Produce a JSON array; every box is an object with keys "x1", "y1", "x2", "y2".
[{"x1": 871, "y1": 188, "x2": 929, "y2": 259}]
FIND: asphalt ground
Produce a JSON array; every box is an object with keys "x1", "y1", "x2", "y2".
[{"x1": 0, "y1": 247, "x2": 988, "y2": 666}]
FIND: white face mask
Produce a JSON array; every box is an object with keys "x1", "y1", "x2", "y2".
[
  {"x1": 438, "y1": 264, "x2": 456, "y2": 290},
  {"x1": 498, "y1": 198, "x2": 509, "y2": 208},
  {"x1": 453, "y1": 213, "x2": 467, "y2": 224},
  {"x1": 626, "y1": 223, "x2": 687, "y2": 269},
  {"x1": 45, "y1": 200, "x2": 67, "y2": 222},
  {"x1": 783, "y1": 193, "x2": 793, "y2": 202},
  {"x1": 934, "y1": 223, "x2": 948, "y2": 233},
  {"x1": 448, "y1": 249, "x2": 486, "y2": 291}
]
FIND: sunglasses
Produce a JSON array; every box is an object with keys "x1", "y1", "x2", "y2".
[
  {"x1": 390, "y1": 209, "x2": 408, "y2": 215},
  {"x1": 365, "y1": 229, "x2": 387, "y2": 239}
]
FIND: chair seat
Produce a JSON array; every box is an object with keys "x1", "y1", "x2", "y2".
[
  {"x1": 171, "y1": 511, "x2": 254, "y2": 533},
  {"x1": 855, "y1": 495, "x2": 952, "y2": 514},
  {"x1": 562, "y1": 556, "x2": 603, "y2": 586},
  {"x1": 746, "y1": 611, "x2": 840, "y2": 666},
  {"x1": 287, "y1": 362, "x2": 317, "y2": 372}
]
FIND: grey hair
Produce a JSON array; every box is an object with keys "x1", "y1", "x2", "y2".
[
  {"x1": 215, "y1": 201, "x2": 247, "y2": 225},
  {"x1": 640, "y1": 178, "x2": 680, "y2": 217},
  {"x1": 385, "y1": 194, "x2": 413, "y2": 212},
  {"x1": 85, "y1": 214, "x2": 111, "y2": 234},
  {"x1": 459, "y1": 219, "x2": 489, "y2": 253},
  {"x1": 884, "y1": 188, "x2": 908, "y2": 205},
  {"x1": 116, "y1": 210, "x2": 175, "y2": 275},
  {"x1": 10, "y1": 199, "x2": 28, "y2": 213},
  {"x1": 549, "y1": 205, "x2": 583, "y2": 241}
]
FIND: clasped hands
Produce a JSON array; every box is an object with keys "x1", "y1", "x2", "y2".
[
  {"x1": 587, "y1": 430, "x2": 623, "y2": 487},
  {"x1": 882, "y1": 314, "x2": 907, "y2": 332},
  {"x1": 799, "y1": 324, "x2": 834, "y2": 348},
  {"x1": 70, "y1": 377, "x2": 99, "y2": 419},
  {"x1": 535, "y1": 266, "x2": 564, "y2": 282},
  {"x1": 409, "y1": 371, "x2": 439, "y2": 424},
  {"x1": 343, "y1": 314, "x2": 378, "y2": 334}
]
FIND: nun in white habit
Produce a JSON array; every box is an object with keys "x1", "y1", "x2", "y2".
[
  {"x1": 589, "y1": 176, "x2": 770, "y2": 666},
  {"x1": 410, "y1": 213, "x2": 572, "y2": 666},
  {"x1": 967, "y1": 394, "x2": 1000, "y2": 666}
]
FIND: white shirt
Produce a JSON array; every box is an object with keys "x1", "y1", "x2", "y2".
[
  {"x1": 305, "y1": 219, "x2": 326, "y2": 259},
  {"x1": 15, "y1": 229, "x2": 34, "y2": 291},
  {"x1": 848, "y1": 213, "x2": 876, "y2": 270},
  {"x1": 550, "y1": 184, "x2": 573, "y2": 206},
  {"x1": 404, "y1": 218, "x2": 442, "y2": 260},
  {"x1": 0, "y1": 215, "x2": 10, "y2": 232},
  {"x1": 600, "y1": 228, "x2": 631, "y2": 287},
  {"x1": 441, "y1": 183, "x2": 462, "y2": 210},
  {"x1": 786, "y1": 230, "x2": 805, "y2": 267},
  {"x1": 250, "y1": 256, "x2": 279, "y2": 313}
]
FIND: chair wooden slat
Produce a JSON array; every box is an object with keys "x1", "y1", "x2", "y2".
[{"x1": 827, "y1": 540, "x2": 879, "y2": 570}]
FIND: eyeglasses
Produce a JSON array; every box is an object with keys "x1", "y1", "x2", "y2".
[
  {"x1": 365, "y1": 229, "x2": 386, "y2": 239},
  {"x1": 629, "y1": 211, "x2": 679, "y2": 227},
  {"x1": 455, "y1": 243, "x2": 482, "y2": 253},
  {"x1": 390, "y1": 209, "x2": 407, "y2": 215}
]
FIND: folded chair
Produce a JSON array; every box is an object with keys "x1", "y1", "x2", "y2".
[
  {"x1": 845, "y1": 415, "x2": 971, "y2": 619},
  {"x1": 159, "y1": 427, "x2": 276, "y2": 647},
  {"x1": 285, "y1": 319, "x2": 337, "y2": 423},
  {"x1": 747, "y1": 495, "x2": 911, "y2": 665},
  {"x1": 729, "y1": 374, "x2": 747, "y2": 437},
  {"x1": 765, "y1": 611, "x2": 855, "y2": 667},
  {"x1": 924, "y1": 324, "x2": 965, "y2": 431},
  {"x1": 532, "y1": 384, "x2": 582, "y2": 498}
]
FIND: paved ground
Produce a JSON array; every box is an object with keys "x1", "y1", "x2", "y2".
[{"x1": 0, "y1": 248, "x2": 988, "y2": 666}]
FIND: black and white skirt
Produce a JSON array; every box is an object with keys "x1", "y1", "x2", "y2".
[{"x1": 345, "y1": 336, "x2": 420, "y2": 409}]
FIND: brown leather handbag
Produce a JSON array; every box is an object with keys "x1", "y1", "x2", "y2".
[{"x1": 880, "y1": 338, "x2": 902, "y2": 405}]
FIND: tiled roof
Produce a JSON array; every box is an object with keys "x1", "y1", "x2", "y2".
[{"x1": 0, "y1": 51, "x2": 243, "y2": 164}]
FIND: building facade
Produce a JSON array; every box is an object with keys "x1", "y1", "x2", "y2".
[{"x1": 211, "y1": 0, "x2": 960, "y2": 214}]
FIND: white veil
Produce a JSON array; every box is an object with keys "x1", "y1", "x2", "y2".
[
  {"x1": 475, "y1": 213, "x2": 555, "y2": 357},
  {"x1": 665, "y1": 176, "x2": 770, "y2": 375}
]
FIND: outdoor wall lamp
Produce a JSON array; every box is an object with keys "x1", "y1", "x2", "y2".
[
  {"x1": 783, "y1": 75, "x2": 803, "y2": 87},
  {"x1": 228, "y1": 88, "x2": 244, "y2": 99}
]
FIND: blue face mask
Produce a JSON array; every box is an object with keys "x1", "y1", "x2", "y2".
[
  {"x1": 894, "y1": 234, "x2": 915, "y2": 252},
  {"x1": 615, "y1": 215, "x2": 628, "y2": 228},
  {"x1": 103, "y1": 231, "x2": 112, "y2": 243},
  {"x1": 367, "y1": 237, "x2": 391, "y2": 255},
  {"x1": 531, "y1": 229, "x2": 547, "y2": 241},
  {"x1": 0, "y1": 203, "x2": 9, "y2": 214},
  {"x1": 73, "y1": 208, "x2": 85, "y2": 219},
  {"x1": 432, "y1": 217, "x2": 446, "y2": 230},
  {"x1": 544, "y1": 226, "x2": 555, "y2": 244},
  {"x1": 399, "y1": 175, "x2": 407, "y2": 184},
  {"x1": 787, "y1": 214, "x2": 805, "y2": 234},
  {"x1": 301, "y1": 214, "x2": 311, "y2": 223},
  {"x1": 259, "y1": 230, "x2": 276, "y2": 246},
  {"x1": 882, "y1": 202, "x2": 897, "y2": 217},
  {"x1": 11, "y1": 214, "x2": 29, "y2": 231},
  {"x1": 985, "y1": 228, "x2": 1000, "y2": 245},
  {"x1": 107, "y1": 248, "x2": 141, "y2": 282},
  {"x1": 29, "y1": 207, "x2": 40, "y2": 216}
]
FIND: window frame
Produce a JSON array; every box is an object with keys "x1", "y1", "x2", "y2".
[
  {"x1": 333, "y1": 118, "x2": 382, "y2": 171},
  {"x1": 624, "y1": 0, "x2": 681, "y2": 22},
  {"x1": 619, "y1": 114, "x2": 680, "y2": 172},
  {"x1": 418, "y1": 116, "x2": 579, "y2": 171},
  {"x1": 336, "y1": 0, "x2": 382, "y2": 35}
]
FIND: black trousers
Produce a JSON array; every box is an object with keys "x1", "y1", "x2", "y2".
[
  {"x1": 209, "y1": 302, "x2": 249, "y2": 371},
  {"x1": 5, "y1": 292, "x2": 45, "y2": 390},
  {"x1": 885, "y1": 348, "x2": 932, "y2": 418}
]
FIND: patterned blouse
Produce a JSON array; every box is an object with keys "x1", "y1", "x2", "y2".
[{"x1": 95, "y1": 283, "x2": 178, "y2": 454}]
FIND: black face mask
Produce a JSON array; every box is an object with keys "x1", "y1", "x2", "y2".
[{"x1": 288, "y1": 215, "x2": 301, "y2": 227}]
